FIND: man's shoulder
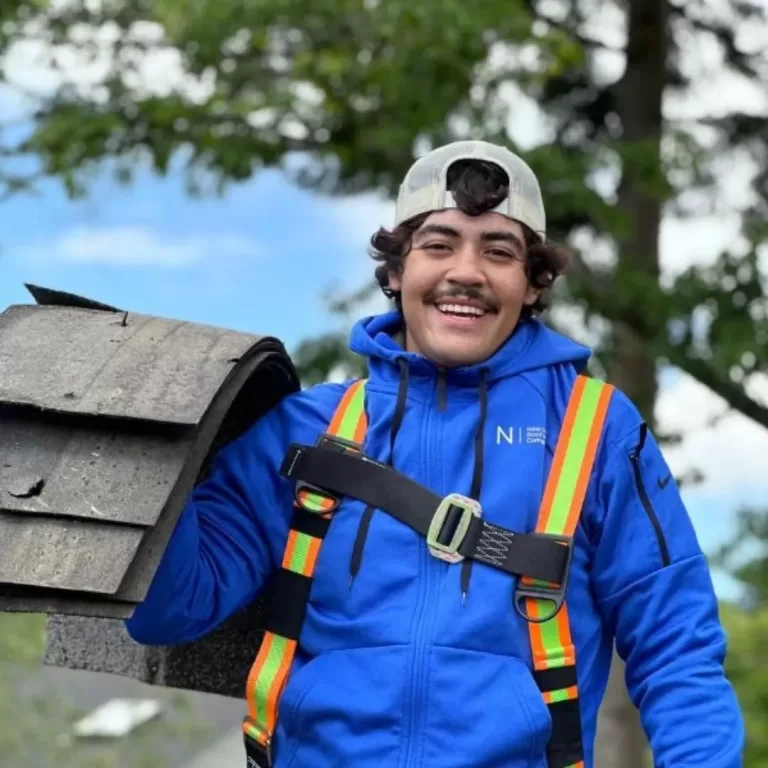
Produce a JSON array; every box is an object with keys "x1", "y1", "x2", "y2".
[
  {"x1": 266, "y1": 378, "x2": 363, "y2": 439},
  {"x1": 282, "y1": 379, "x2": 361, "y2": 426},
  {"x1": 598, "y1": 381, "x2": 645, "y2": 450}
]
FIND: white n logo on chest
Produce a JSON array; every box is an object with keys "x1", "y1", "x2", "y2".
[
  {"x1": 496, "y1": 426, "x2": 516, "y2": 445},
  {"x1": 495, "y1": 426, "x2": 546, "y2": 446}
]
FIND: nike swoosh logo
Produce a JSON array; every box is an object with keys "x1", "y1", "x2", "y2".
[{"x1": 657, "y1": 474, "x2": 672, "y2": 490}]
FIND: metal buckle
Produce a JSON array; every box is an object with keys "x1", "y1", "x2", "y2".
[
  {"x1": 513, "y1": 534, "x2": 573, "y2": 623},
  {"x1": 427, "y1": 492, "x2": 481, "y2": 564},
  {"x1": 316, "y1": 433, "x2": 363, "y2": 454},
  {"x1": 294, "y1": 433, "x2": 362, "y2": 514},
  {"x1": 243, "y1": 719, "x2": 272, "y2": 768}
]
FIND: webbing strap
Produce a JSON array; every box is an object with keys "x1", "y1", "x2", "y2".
[
  {"x1": 527, "y1": 376, "x2": 614, "y2": 768},
  {"x1": 242, "y1": 379, "x2": 367, "y2": 760},
  {"x1": 280, "y1": 446, "x2": 571, "y2": 584}
]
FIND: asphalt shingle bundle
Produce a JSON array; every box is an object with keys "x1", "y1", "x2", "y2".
[{"x1": 0, "y1": 285, "x2": 299, "y2": 696}]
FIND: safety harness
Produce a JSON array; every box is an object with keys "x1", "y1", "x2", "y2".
[{"x1": 243, "y1": 374, "x2": 613, "y2": 768}]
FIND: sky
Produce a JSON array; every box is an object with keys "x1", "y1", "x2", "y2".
[{"x1": 2, "y1": 6, "x2": 768, "y2": 602}]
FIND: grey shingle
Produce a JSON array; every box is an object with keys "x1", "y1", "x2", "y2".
[
  {"x1": 1, "y1": 287, "x2": 299, "y2": 698},
  {"x1": 0, "y1": 304, "x2": 262, "y2": 425},
  {"x1": 0, "y1": 408, "x2": 186, "y2": 526},
  {"x1": 0, "y1": 513, "x2": 143, "y2": 592}
]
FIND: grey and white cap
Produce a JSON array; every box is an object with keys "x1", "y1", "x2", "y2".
[{"x1": 394, "y1": 140, "x2": 546, "y2": 241}]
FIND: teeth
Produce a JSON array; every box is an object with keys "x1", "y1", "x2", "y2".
[{"x1": 436, "y1": 303, "x2": 486, "y2": 317}]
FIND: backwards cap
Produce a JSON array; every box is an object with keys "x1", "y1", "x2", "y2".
[{"x1": 394, "y1": 140, "x2": 546, "y2": 241}]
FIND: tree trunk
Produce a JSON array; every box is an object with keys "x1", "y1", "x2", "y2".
[
  {"x1": 595, "y1": 650, "x2": 648, "y2": 767},
  {"x1": 594, "y1": 1, "x2": 669, "y2": 766}
]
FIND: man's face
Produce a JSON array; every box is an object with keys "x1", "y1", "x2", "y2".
[{"x1": 388, "y1": 208, "x2": 540, "y2": 368}]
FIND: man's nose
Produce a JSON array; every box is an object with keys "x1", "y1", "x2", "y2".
[{"x1": 444, "y1": 244, "x2": 486, "y2": 286}]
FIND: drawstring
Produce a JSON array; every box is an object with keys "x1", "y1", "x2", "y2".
[
  {"x1": 460, "y1": 368, "x2": 489, "y2": 603},
  {"x1": 349, "y1": 359, "x2": 409, "y2": 585},
  {"x1": 348, "y1": 361, "x2": 489, "y2": 603}
]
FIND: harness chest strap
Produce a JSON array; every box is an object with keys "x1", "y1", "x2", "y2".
[
  {"x1": 242, "y1": 375, "x2": 613, "y2": 768},
  {"x1": 242, "y1": 379, "x2": 367, "y2": 767},
  {"x1": 522, "y1": 375, "x2": 614, "y2": 768}
]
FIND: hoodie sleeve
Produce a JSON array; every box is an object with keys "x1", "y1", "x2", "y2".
[
  {"x1": 125, "y1": 384, "x2": 345, "y2": 646},
  {"x1": 588, "y1": 401, "x2": 744, "y2": 767}
]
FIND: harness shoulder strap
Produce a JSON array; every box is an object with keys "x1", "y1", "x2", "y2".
[
  {"x1": 242, "y1": 379, "x2": 368, "y2": 768},
  {"x1": 527, "y1": 375, "x2": 614, "y2": 768}
]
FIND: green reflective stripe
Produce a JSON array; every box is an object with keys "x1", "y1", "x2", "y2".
[
  {"x1": 538, "y1": 610, "x2": 567, "y2": 663},
  {"x1": 337, "y1": 380, "x2": 366, "y2": 438},
  {"x1": 253, "y1": 634, "x2": 289, "y2": 727},
  {"x1": 547, "y1": 688, "x2": 574, "y2": 704},
  {"x1": 297, "y1": 493, "x2": 329, "y2": 513},
  {"x1": 287, "y1": 531, "x2": 314, "y2": 574},
  {"x1": 297, "y1": 380, "x2": 367, "y2": 512},
  {"x1": 244, "y1": 379, "x2": 370, "y2": 749},
  {"x1": 537, "y1": 612, "x2": 563, "y2": 668},
  {"x1": 544, "y1": 377, "x2": 605, "y2": 535}
]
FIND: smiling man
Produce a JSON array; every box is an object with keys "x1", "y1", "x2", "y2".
[{"x1": 126, "y1": 141, "x2": 743, "y2": 768}]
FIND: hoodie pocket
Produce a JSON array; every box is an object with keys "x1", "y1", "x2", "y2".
[
  {"x1": 278, "y1": 644, "x2": 408, "y2": 768},
  {"x1": 423, "y1": 646, "x2": 552, "y2": 768},
  {"x1": 628, "y1": 423, "x2": 671, "y2": 567}
]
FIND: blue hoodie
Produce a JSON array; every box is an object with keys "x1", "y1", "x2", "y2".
[{"x1": 127, "y1": 311, "x2": 743, "y2": 768}]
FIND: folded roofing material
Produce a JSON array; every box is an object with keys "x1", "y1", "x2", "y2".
[{"x1": 1, "y1": 284, "x2": 300, "y2": 695}]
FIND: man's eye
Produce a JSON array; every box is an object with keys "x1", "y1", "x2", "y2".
[
  {"x1": 424, "y1": 243, "x2": 450, "y2": 252},
  {"x1": 488, "y1": 249, "x2": 516, "y2": 260}
]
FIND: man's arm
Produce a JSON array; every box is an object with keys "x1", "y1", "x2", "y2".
[
  {"x1": 125, "y1": 404, "x2": 293, "y2": 645},
  {"x1": 589, "y1": 399, "x2": 744, "y2": 767}
]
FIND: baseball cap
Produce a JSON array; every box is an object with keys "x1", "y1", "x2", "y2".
[{"x1": 394, "y1": 140, "x2": 546, "y2": 241}]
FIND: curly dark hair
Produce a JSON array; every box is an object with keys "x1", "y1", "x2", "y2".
[{"x1": 370, "y1": 159, "x2": 571, "y2": 318}]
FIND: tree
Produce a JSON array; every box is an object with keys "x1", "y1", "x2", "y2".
[
  {"x1": 2, "y1": 0, "x2": 767, "y2": 763},
  {"x1": 715, "y1": 508, "x2": 768, "y2": 764}
]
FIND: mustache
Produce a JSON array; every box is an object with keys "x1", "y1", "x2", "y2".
[{"x1": 424, "y1": 285, "x2": 500, "y2": 313}]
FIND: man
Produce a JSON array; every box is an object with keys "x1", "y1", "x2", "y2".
[{"x1": 127, "y1": 140, "x2": 744, "y2": 767}]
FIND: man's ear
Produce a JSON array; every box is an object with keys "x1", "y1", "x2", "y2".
[
  {"x1": 523, "y1": 284, "x2": 541, "y2": 307},
  {"x1": 388, "y1": 271, "x2": 402, "y2": 293}
]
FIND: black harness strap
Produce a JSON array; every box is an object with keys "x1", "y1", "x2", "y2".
[{"x1": 280, "y1": 443, "x2": 571, "y2": 585}]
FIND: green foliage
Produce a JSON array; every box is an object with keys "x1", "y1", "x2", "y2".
[
  {"x1": 722, "y1": 604, "x2": 768, "y2": 765},
  {"x1": 716, "y1": 506, "x2": 768, "y2": 764},
  {"x1": 0, "y1": 613, "x2": 213, "y2": 768},
  {"x1": 0, "y1": 2, "x2": 766, "y2": 413},
  {"x1": 0, "y1": 611, "x2": 47, "y2": 665},
  {"x1": 2, "y1": 0, "x2": 763, "y2": 426},
  {"x1": 714, "y1": 507, "x2": 768, "y2": 608}
]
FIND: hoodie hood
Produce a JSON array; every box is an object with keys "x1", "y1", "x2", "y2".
[{"x1": 349, "y1": 310, "x2": 591, "y2": 385}]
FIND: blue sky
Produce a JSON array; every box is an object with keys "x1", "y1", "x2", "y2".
[
  {"x1": 1, "y1": 159, "x2": 765, "y2": 602},
  {"x1": 0, "y1": 160, "x2": 391, "y2": 347}
]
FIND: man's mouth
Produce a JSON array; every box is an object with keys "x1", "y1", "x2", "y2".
[{"x1": 433, "y1": 300, "x2": 490, "y2": 320}]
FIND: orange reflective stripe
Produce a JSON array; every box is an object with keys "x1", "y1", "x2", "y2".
[
  {"x1": 527, "y1": 376, "x2": 614, "y2": 768},
  {"x1": 243, "y1": 379, "x2": 368, "y2": 748},
  {"x1": 537, "y1": 376, "x2": 585, "y2": 530},
  {"x1": 296, "y1": 380, "x2": 367, "y2": 513}
]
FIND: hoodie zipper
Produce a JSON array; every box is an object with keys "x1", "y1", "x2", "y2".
[
  {"x1": 629, "y1": 423, "x2": 671, "y2": 567},
  {"x1": 401, "y1": 369, "x2": 447, "y2": 768},
  {"x1": 436, "y1": 367, "x2": 447, "y2": 412}
]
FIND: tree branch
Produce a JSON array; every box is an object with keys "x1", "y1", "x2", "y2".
[
  {"x1": 564, "y1": 250, "x2": 768, "y2": 430},
  {"x1": 668, "y1": 353, "x2": 768, "y2": 430}
]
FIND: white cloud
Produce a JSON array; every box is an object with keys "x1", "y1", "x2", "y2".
[
  {"x1": 0, "y1": 17, "x2": 214, "y2": 111},
  {"x1": 659, "y1": 212, "x2": 744, "y2": 280},
  {"x1": 320, "y1": 192, "x2": 394, "y2": 296},
  {"x1": 15, "y1": 225, "x2": 261, "y2": 268},
  {"x1": 325, "y1": 193, "x2": 395, "y2": 252},
  {"x1": 657, "y1": 371, "x2": 768, "y2": 494}
]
